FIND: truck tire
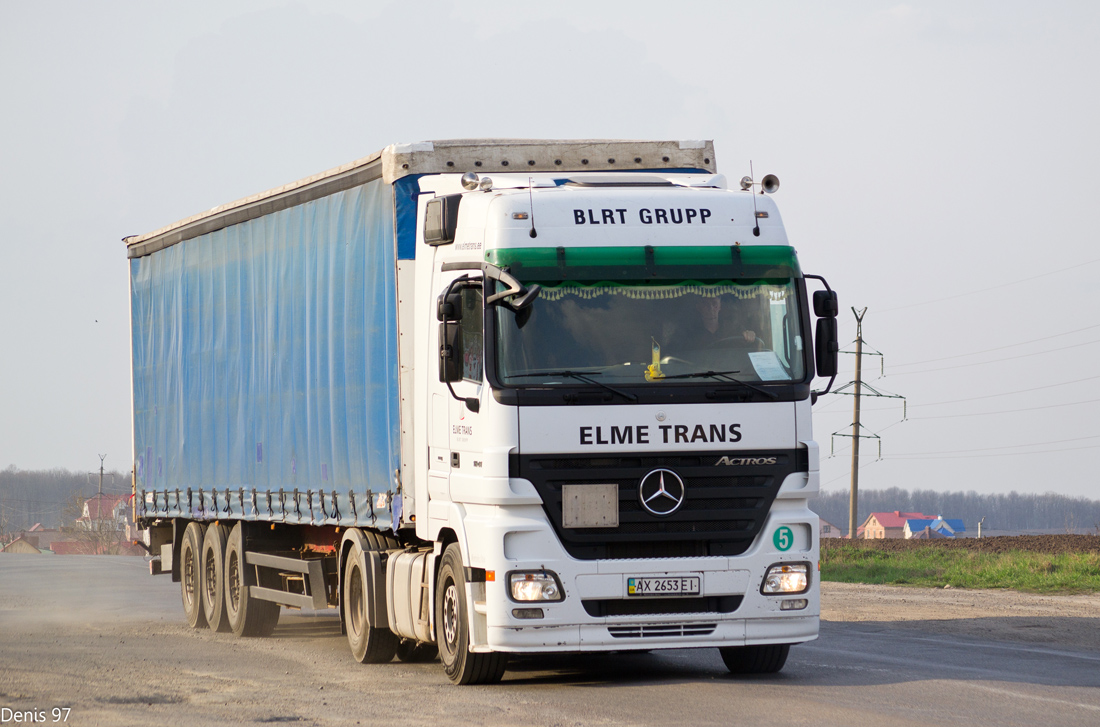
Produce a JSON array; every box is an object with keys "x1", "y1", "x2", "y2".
[
  {"x1": 180, "y1": 522, "x2": 208, "y2": 629},
  {"x1": 201, "y1": 522, "x2": 231, "y2": 632},
  {"x1": 344, "y1": 534, "x2": 398, "y2": 664},
  {"x1": 719, "y1": 644, "x2": 791, "y2": 674},
  {"x1": 225, "y1": 523, "x2": 280, "y2": 637},
  {"x1": 395, "y1": 638, "x2": 438, "y2": 663},
  {"x1": 435, "y1": 544, "x2": 507, "y2": 685}
]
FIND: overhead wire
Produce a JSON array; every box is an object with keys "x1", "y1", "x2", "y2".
[
  {"x1": 890, "y1": 324, "x2": 1100, "y2": 368},
  {"x1": 885, "y1": 339, "x2": 1100, "y2": 375},
  {"x1": 876, "y1": 257, "x2": 1100, "y2": 314}
]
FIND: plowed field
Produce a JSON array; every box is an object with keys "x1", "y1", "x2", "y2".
[{"x1": 822, "y1": 534, "x2": 1100, "y2": 554}]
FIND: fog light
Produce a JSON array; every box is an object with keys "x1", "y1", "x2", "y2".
[
  {"x1": 512, "y1": 608, "x2": 544, "y2": 619},
  {"x1": 762, "y1": 563, "x2": 809, "y2": 594},
  {"x1": 509, "y1": 571, "x2": 563, "y2": 602},
  {"x1": 780, "y1": 599, "x2": 808, "y2": 611}
]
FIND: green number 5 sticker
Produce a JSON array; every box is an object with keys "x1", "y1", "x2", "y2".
[{"x1": 773, "y1": 526, "x2": 793, "y2": 551}]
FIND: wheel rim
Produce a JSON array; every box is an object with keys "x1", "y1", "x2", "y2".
[
  {"x1": 183, "y1": 544, "x2": 197, "y2": 607},
  {"x1": 204, "y1": 547, "x2": 218, "y2": 607},
  {"x1": 348, "y1": 565, "x2": 364, "y2": 638},
  {"x1": 228, "y1": 551, "x2": 241, "y2": 612},
  {"x1": 442, "y1": 581, "x2": 459, "y2": 650}
]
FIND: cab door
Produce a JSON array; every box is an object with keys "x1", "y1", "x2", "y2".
[{"x1": 426, "y1": 270, "x2": 486, "y2": 510}]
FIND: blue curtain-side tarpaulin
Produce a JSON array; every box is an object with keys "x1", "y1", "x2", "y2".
[{"x1": 130, "y1": 179, "x2": 402, "y2": 529}]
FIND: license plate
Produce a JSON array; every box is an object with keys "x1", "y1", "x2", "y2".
[{"x1": 627, "y1": 576, "x2": 701, "y2": 597}]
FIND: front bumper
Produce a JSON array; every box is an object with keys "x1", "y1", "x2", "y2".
[{"x1": 462, "y1": 497, "x2": 820, "y2": 653}]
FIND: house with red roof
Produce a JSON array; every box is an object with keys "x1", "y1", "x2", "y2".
[
  {"x1": 0, "y1": 535, "x2": 43, "y2": 554},
  {"x1": 77, "y1": 493, "x2": 130, "y2": 528},
  {"x1": 860, "y1": 511, "x2": 932, "y2": 539}
]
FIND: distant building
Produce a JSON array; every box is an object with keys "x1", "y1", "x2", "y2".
[
  {"x1": 819, "y1": 518, "x2": 844, "y2": 538},
  {"x1": 904, "y1": 517, "x2": 965, "y2": 539},
  {"x1": 0, "y1": 536, "x2": 43, "y2": 554},
  {"x1": 860, "y1": 511, "x2": 931, "y2": 539},
  {"x1": 908, "y1": 526, "x2": 950, "y2": 539},
  {"x1": 77, "y1": 493, "x2": 131, "y2": 531},
  {"x1": 50, "y1": 541, "x2": 101, "y2": 555}
]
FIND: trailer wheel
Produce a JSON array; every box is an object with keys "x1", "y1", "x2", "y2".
[
  {"x1": 201, "y1": 522, "x2": 231, "y2": 632},
  {"x1": 395, "y1": 638, "x2": 438, "y2": 663},
  {"x1": 343, "y1": 536, "x2": 398, "y2": 664},
  {"x1": 435, "y1": 544, "x2": 507, "y2": 685},
  {"x1": 225, "y1": 523, "x2": 280, "y2": 637},
  {"x1": 719, "y1": 644, "x2": 791, "y2": 674},
  {"x1": 180, "y1": 522, "x2": 208, "y2": 629}
]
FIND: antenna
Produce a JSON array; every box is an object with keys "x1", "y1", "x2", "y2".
[
  {"x1": 750, "y1": 161, "x2": 760, "y2": 237},
  {"x1": 528, "y1": 177, "x2": 537, "y2": 238}
]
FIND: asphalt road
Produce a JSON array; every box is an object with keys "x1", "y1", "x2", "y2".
[{"x1": 1, "y1": 555, "x2": 1098, "y2": 726}]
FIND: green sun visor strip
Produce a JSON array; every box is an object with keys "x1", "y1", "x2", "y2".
[{"x1": 485, "y1": 245, "x2": 801, "y2": 282}]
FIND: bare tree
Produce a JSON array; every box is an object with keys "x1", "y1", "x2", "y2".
[{"x1": 61, "y1": 490, "x2": 126, "y2": 555}]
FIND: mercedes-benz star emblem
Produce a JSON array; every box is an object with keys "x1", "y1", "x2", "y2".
[{"x1": 638, "y1": 469, "x2": 686, "y2": 516}]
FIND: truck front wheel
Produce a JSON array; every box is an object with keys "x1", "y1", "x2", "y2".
[
  {"x1": 180, "y1": 522, "x2": 208, "y2": 629},
  {"x1": 225, "y1": 523, "x2": 280, "y2": 637},
  {"x1": 434, "y1": 544, "x2": 506, "y2": 685},
  {"x1": 719, "y1": 644, "x2": 791, "y2": 674}
]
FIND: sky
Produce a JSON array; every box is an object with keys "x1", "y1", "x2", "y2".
[{"x1": 1, "y1": 1, "x2": 1097, "y2": 500}]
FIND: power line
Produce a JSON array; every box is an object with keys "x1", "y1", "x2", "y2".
[
  {"x1": 871, "y1": 444, "x2": 1100, "y2": 460},
  {"x1": 882, "y1": 435, "x2": 1099, "y2": 456},
  {"x1": 816, "y1": 374, "x2": 1100, "y2": 414},
  {"x1": 908, "y1": 397, "x2": 1100, "y2": 419},
  {"x1": 890, "y1": 324, "x2": 1100, "y2": 368},
  {"x1": 886, "y1": 339, "x2": 1100, "y2": 375},
  {"x1": 877, "y1": 257, "x2": 1100, "y2": 314}
]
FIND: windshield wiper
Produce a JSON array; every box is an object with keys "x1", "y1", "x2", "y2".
[
  {"x1": 659, "y1": 370, "x2": 779, "y2": 400},
  {"x1": 508, "y1": 370, "x2": 638, "y2": 402}
]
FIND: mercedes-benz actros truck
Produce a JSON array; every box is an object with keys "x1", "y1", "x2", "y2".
[{"x1": 127, "y1": 139, "x2": 839, "y2": 684}]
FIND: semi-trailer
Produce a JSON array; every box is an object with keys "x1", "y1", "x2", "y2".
[{"x1": 126, "y1": 139, "x2": 839, "y2": 684}]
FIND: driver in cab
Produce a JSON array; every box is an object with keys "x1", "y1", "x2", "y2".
[{"x1": 671, "y1": 296, "x2": 756, "y2": 351}]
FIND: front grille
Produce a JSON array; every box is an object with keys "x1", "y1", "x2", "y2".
[
  {"x1": 514, "y1": 450, "x2": 805, "y2": 560},
  {"x1": 583, "y1": 595, "x2": 742, "y2": 617},
  {"x1": 608, "y1": 623, "x2": 718, "y2": 639}
]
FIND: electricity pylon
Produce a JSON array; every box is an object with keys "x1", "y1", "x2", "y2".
[{"x1": 829, "y1": 308, "x2": 906, "y2": 539}]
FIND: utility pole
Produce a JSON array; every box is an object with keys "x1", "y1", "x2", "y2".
[
  {"x1": 830, "y1": 308, "x2": 906, "y2": 539},
  {"x1": 88, "y1": 454, "x2": 111, "y2": 497},
  {"x1": 848, "y1": 309, "x2": 865, "y2": 540}
]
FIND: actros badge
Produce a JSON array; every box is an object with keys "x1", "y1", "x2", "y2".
[{"x1": 638, "y1": 469, "x2": 686, "y2": 516}]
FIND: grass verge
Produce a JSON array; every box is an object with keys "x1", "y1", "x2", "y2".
[{"x1": 820, "y1": 544, "x2": 1100, "y2": 593}]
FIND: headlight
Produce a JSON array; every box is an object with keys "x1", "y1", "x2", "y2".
[
  {"x1": 762, "y1": 563, "x2": 809, "y2": 594},
  {"x1": 509, "y1": 571, "x2": 563, "y2": 602}
]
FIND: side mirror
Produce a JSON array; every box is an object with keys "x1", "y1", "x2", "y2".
[
  {"x1": 815, "y1": 317, "x2": 839, "y2": 377},
  {"x1": 437, "y1": 290, "x2": 463, "y2": 322},
  {"x1": 813, "y1": 290, "x2": 838, "y2": 318},
  {"x1": 424, "y1": 194, "x2": 462, "y2": 246},
  {"x1": 439, "y1": 321, "x2": 463, "y2": 383}
]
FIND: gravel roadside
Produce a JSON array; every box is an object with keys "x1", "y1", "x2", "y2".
[{"x1": 821, "y1": 581, "x2": 1100, "y2": 650}]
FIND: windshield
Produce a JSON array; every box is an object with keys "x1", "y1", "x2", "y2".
[{"x1": 495, "y1": 279, "x2": 806, "y2": 385}]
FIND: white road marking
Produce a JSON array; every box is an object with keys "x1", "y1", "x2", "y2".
[{"x1": 966, "y1": 683, "x2": 1100, "y2": 712}]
